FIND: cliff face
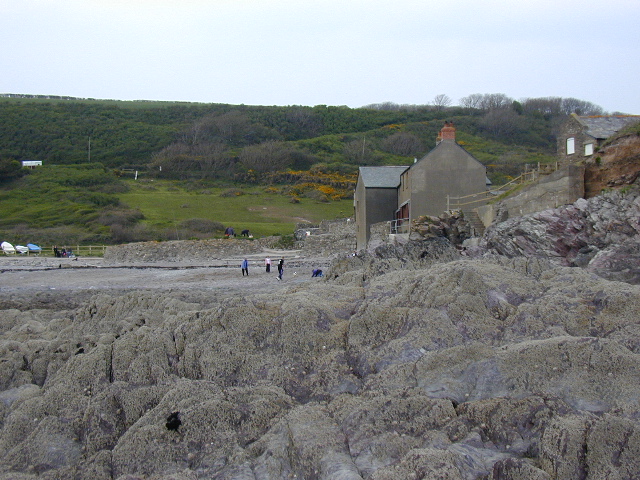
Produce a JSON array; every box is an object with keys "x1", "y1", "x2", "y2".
[{"x1": 584, "y1": 134, "x2": 640, "y2": 197}]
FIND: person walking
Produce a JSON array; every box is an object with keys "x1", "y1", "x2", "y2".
[
  {"x1": 277, "y1": 258, "x2": 284, "y2": 280},
  {"x1": 265, "y1": 257, "x2": 271, "y2": 273},
  {"x1": 241, "y1": 258, "x2": 249, "y2": 276}
]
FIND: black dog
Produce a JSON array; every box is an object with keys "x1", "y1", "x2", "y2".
[
  {"x1": 166, "y1": 411, "x2": 181, "y2": 431},
  {"x1": 241, "y1": 229, "x2": 250, "y2": 237}
]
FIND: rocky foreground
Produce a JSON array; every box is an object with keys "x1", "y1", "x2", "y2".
[{"x1": 1, "y1": 192, "x2": 640, "y2": 479}]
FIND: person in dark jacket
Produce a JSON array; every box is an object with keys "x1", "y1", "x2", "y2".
[
  {"x1": 241, "y1": 258, "x2": 249, "y2": 276},
  {"x1": 277, "y1": 258, "x2": 284, "y2": 280}
]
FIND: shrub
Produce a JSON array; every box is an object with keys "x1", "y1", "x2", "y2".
[
  {"x1": 274, "y1": 234, "x2": 295, "y2": 249},
  {"x1": 97, "y1": 207, "x2": 145, "y2": 226},
  {"x1": 110, "y1": 224, "x2": 158, "y2": 243},
  {"x1": 305, "y1": 189, "x2": 330, "y2": 202},
  {"x1": 97, "y1": 182, "x2": 130, "y2": 194},
  {"x1": 179, "y1": 218, "x2": 224, "y2": 233},
  {"x1": 220, "y1": 188, "x2": 244, "y2": 197}
]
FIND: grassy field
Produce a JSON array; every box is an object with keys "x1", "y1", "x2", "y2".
[{"x1": 119, "y1": 180, "x2": 354, "y2": 237}]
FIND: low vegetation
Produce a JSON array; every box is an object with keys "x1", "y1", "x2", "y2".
[
  {"x1": 0, "y1": 165, "x2": 353, "y2": 246},
  {"x1": 0, "y1": 93, "x2": 610, "y2": 246}
]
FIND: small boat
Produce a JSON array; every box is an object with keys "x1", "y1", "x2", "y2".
[
  {"x1": 27, "y1": 243, "x2": 42, "y2": 254},
  {"x1": 15, "y1": 245, "x2": 29, "y2": 254},
  {"x1": 1, "y1": 241, "x2": 16, "y2": 254}
]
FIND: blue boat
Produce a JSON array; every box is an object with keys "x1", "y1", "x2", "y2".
[{"x1": 27, "y1": 243, "x2": 42, "y2": 254}]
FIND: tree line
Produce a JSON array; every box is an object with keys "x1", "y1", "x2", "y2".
[{"x1": 0, "y1": 93, "x2": 611, "y2": 184}]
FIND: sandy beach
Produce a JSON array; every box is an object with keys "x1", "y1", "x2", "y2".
[{"x1": 0, "y1": 252, "x2": 326, "y2": 295}]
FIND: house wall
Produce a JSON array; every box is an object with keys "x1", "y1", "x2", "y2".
[
  {"x1": 355, "y1": 179, "x2": 399, "y2": 250},
  {"x1": 557, "y1": 116, "x2": 596, "y2": 164},
  {"x1": 398, "y1": 169, "x2": 411, "y2": 216},
  {"x1": 409, "y1": 142, "x2": 487, "y2": 218},
  {"x1": 354, "y1": 178, "x2": 367, "y2": 251}
]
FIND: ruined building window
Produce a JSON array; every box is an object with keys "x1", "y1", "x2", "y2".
[
  {"x1": 584, "y1": 143, "x2": 594, "y2": 156},
  {"x1": 567, "y1": 137, "x2": 575, "y2": 155}
]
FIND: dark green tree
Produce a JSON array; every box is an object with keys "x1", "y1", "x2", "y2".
[{"x1": 0, "y1": 158, "x2": 25, "y2": 183}]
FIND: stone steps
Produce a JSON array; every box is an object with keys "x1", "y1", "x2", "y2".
[{"x1": 465, "y1": 211, "x2": 486, "y2": 237}]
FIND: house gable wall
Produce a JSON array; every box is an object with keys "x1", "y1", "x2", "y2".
[
  {"x1": 409, "y1": 141, "x2": 486, "y2": 218},
  {"x1": 557, "y1": 115, "x2": 595, "y2": 163}
]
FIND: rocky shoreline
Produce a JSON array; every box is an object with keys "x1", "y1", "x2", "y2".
[{"x1": 1, "y1": 193, "x2": 640, "y2": 480}]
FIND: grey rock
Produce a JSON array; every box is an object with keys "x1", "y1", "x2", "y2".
[
  {"x1": 482, "y1": 187, "x2": 640, "y2": 284},
  {"x1": 3, "y1": 189, "x2": 640, "y2": 478}
]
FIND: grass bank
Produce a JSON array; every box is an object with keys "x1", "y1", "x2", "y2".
[{"x1": 119, "y1": 180, "x2": 354, "y2": 238}]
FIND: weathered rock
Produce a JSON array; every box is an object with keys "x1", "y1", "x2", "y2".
[
  {"x1": 490, "y1": 458, "x2": 551, "y2": 480},
  {"x1": 482, "y1": 187, "x2": 640, "y2": 284},
  {"x1": 3, "y1": 199, "x2": 640, "y2": 479}
]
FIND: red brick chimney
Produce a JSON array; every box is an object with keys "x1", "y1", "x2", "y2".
[{"x1": 437, "y1": 121, "x2": 456, "y2": 144}]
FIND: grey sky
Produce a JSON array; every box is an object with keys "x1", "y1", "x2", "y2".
[{"x1": 2, "y1": 0, "x2": 639, "y2": 113}]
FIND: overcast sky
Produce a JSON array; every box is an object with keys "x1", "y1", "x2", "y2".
[{"x1": 2, "y1": 0, "x2": 639, "y2": 113}]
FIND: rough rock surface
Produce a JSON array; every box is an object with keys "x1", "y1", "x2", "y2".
[
  {"x1": 481, "y1": 186, "x2": 640, "y2": 284},
  {"x1": 2, "y1": 191, "x2": 640, "y2": 479}
]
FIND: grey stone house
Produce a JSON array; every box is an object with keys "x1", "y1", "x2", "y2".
[
  {"x1": 557, "y1": 114, "x2": 640, "y2": 163},
  {"x1": 355, "y1": 122, "x2": 488, "y2": 250}
]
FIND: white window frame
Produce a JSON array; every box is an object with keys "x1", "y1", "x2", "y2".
[
  {"x1": 566, "y1": 137, "x2": 575, "y2": 155},
  {"x1": 584, "y1": 143, "x2": 594, "y2": 156}
]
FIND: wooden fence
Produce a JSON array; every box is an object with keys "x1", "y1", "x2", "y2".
[{"x1": 40, "y1": 245, "x2": 109, "y2": 257}]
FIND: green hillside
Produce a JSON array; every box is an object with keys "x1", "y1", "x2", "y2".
[
  {"x1": 0, "y1": 94, "x2": 605, "y2": 246},
  {"x1": 0, "y1": 94, "x2": 571, "y2": 178}
]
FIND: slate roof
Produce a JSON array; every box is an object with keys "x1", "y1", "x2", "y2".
[
  {"x1": 358, "y1": 166, "x2": 408, "y2": 188},
  {"x1": 575, "y1": 114, "x2": 640, "y2": 140}
]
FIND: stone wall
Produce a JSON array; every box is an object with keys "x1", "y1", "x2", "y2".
[{"x1": 477, "y1": 164, "x2": 584, "y2": 225}]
